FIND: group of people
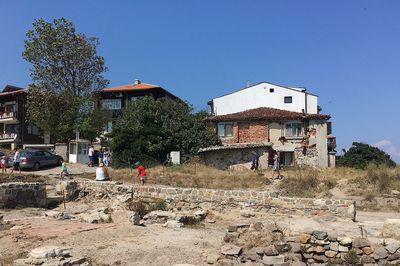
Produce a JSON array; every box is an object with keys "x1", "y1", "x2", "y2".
[
  {"x1": 1, "y1": 148, "x2": 22, "y2": 175},
  {"x1": 250, "y1": 150, "x2": 282, "y2": 179},
  {"x1": 88, "y1": 146, "x2": 112, "y2": 167},
  {"x1": 94, "y1": 159, "x2": 146, "y2": 185}
]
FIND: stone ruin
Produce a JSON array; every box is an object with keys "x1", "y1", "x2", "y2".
[{"x1": 217, "y1": 221, "x2": 400, "y2": 265}]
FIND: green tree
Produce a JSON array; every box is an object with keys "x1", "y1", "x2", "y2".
[
  {"x1": 22, "y1": 17, "x2": 108, "y2": 145},
  {"x1": 337, "y1": 142, "x2": 396, "y2": 169},
  {"x1": 110, "y1": 97, "x2": 220, "y2": 167}
]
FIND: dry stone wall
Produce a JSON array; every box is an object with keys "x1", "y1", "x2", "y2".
[
  {"x1": 68, "y1": 180, "x2": 355, "y2": 219},
  {"x1": 0, "y1": 182, "x2": 47, "y2": 208}
]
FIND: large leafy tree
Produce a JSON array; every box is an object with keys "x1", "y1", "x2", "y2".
[
  {"x1": 110, "y1": 97, "x2": 220, "y2": 167},
  {"x1": 22, "y1": 18, "x2": 108, "y2": 143},
  {"x1": 337, "y1": 142, "x2": 396, "y2": 169}
]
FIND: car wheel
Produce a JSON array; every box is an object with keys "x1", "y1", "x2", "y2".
[
  {"x1": 57, "y1": 159, "x2": 63, "y2": 166},
  {"x1": 33, "y1": 162, "x2": 40, "y2": 171}
]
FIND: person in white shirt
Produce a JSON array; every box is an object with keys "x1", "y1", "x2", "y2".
[
  {"x1": 11, "y1": 148, "x2": 21, "y2": 174},
  {"x1": 88, "y1": 145, "x2": 95, "y2": 167},
  {"x1": 95, "y1": 162, "x2": 111, "y2": 181}
]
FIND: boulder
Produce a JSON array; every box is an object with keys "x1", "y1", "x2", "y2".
[
  {"x1": 79, "y1": 208, "x2": 111, "y2": 224},
  {"x1": 128, "y1": 211, "x2": 141, "y2": 225},
  {"x1": 329, "y1": 242, "x2": 339, "y2": 252},
  {"x1": 243, "y1": 249, "x2": 260, "y2": 261},
  {"x1": 338, "y1": 245, "x2": 349, "y2": 252},
  {"x1": 360, "y1": 255, "x2": 375, "y2": 264},
  {"x1": 387, "y1": 252, "x2": 400, "y2": 261},
  {"x1": 289, "y1": 243, "x2": 301, "y2": 253},
  {"x1": 221, "y1": 244, "x2": 242, "y2": 256},
  {"x1": 299, "y1": 234, "x2": 311, "y2": 244},
  {"x1": 385, "y1": 242, "x2": 400, "y2": 254},
  {"x1": 338, "y1": 236, "x2": 352, "y2": 246},
  {"x1": 312, "y1": 254, "x2": 328, "y2": 263},
  {"x1": 312, "y1": 231, "x2": 327, "y2": 240},
  {"x1": 352, "y1": 237, "x2": 370, "y2": 248},
  {"x1": 163, "y1": 220, "x2": 183, "y2": 228},
  {"x1": 362, "y1": 246, "x2": 374, "y2": 255},
  {"x1": 224, "y1": 232, "x2": 239, "y2": 243},
  {"x1": 240, "y1": 210, "x2": 255, "y2": 218},
  {"x1": 29, "y1": 246, "x2": 66, "y2": 259},
  {"x1": 143, "y1": 210, "x2": 176, "y2": 224},
  {"x1": 324, "y1": 251, "x2": 337, "y2": 258},
  {"x1": 263, "y1": 245, "x2": 279, "y2": 256},
  {"x1": 373, "y1": 246, "x2": 388, "y2": 260},
  {"x1": 262, "y1": 255, "x2": 285, "y2": 265},
  {"x1": 194, "y1": 209, "x2": 208, "y2": 220}
]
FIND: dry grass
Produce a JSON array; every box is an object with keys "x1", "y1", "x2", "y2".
[{"x1": 80, "y1": 163, "x2": 267, "y2": 190}]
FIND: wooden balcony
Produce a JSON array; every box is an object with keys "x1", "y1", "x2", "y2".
[
  {"x1": 0, "y1": 112, "x2": 18, "y2": 124},
  {"x1": 0, "y1": 132, "x2": 17, "y2": 143}
]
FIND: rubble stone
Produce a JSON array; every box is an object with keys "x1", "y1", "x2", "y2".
[
  {"x1": 312, "y1": 231, "x2": 327, "y2": 240},
  {"x1": 221, "y1": 244, "x2": 242, "y2": 256},
  {"x1": 373, "y1": 247, "x2": 388, "y2": 260},
  {"x1": 338, "y1": 236, "x2": 352, "y2": 246},
  {"x1": 262, "y1": 254, "x2": 284, "y2": 265},
  {"x1": 352, "y1": 237, "x2": 370, "y2": 248},
  {"x1": 299, "y1": 234, "x2": 311, "y2": 244},
  {"x1": 362, "y1": 246, "x2": 374, "y2": 255}
]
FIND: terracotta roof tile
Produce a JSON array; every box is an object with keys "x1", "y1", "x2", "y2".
[
  {"x1": 100, "y1": 83, "x2": 160, "y2": 92},
  {"x1": 206, "y1": 107, "x2": 330, "y2": 122}
]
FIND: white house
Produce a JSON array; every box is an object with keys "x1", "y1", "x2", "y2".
[{"x1": 208, "y1": 81, "x2": 319, "y2": 115}]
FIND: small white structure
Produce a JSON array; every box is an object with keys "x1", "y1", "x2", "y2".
[
  {"x1": 170, "y1": 151, "x2": 180, "y2": 165},
  {"x1": 209, "y1": 81, "x2": 319, "y2": 115},
  {"x1": 69, "y1": 139, "x2": 91, "y2": 164}
]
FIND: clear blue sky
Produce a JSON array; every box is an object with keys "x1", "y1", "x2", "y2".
[{"x1": 1, "y1": 1, "x2": 400, "y2": 162}]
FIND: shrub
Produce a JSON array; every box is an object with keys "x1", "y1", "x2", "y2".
[
  {"x1": 337, "y1": 142, "x2": 396, "y2": 169},
  {"x1": 343, "y1": 250, "x2": 359, "y2": 265}
]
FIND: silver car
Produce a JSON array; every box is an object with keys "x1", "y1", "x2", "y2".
[{"x1": 18, "y1": 150, "x2": 64, "y2": 170}]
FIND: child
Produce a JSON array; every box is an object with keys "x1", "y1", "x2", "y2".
[
  {"x1": 134, "y1": 161, "x2": 147, "y2": 186},
  {"x1": 60, "y1": 162, "x2": 69, "y2": 179},
  {"x1": 1, "y1": 156, "x2": 7, "y2": 174}
]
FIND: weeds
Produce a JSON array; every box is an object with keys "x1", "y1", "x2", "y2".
[{"x1": 128, "y1": 198, "x2": 168, "y2": 218}]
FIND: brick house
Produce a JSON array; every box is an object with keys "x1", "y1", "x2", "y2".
[
  {"x1": 97, "y1": 79, "x2": 182, "y2": 133},
  {"x1": 0, "y1": 85, "x2": 47, "y2": 150},
  {"x1": 200, "y1": 81, "x2": 336, "y2": 169}
]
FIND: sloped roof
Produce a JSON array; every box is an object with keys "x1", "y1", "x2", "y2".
[
  {"x1": 205, "y1": 107, "x2": 330, "y2": 122},
  {"x1": 0, "y1": 85, "x2": 27, "y2": 97},
  {"x1": 211, "y1": 81, "x2": 318, "y2": 101},
  {"x1": 100, "y1": 82, "x2": 160, "y2": 92}
]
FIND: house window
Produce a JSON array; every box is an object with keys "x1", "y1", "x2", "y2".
[
  {"x1": 270, "y1": 88, "x2": 274, "y2": 93},
  {"x1": 101, "y1": 99, "x2": 122, "y2": 110},
  {"x1": 284, "y1": 96, "x2": 292, "y2": 103},
  {"x1": 285, "y1": 122, "x2": 303, "y2": 137},
  {"x1": 217, "y1": 123, "x2": 233, "y2": 137}
]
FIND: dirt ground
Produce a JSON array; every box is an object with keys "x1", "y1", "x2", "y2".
[{"x1": 1, "y1": 197, "x2": 399, "y2": 266}]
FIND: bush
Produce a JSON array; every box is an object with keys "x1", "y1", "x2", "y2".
[
  {"x1": 128, "y1": 198, "x2": 168, "y2": 218},
  {"x1": 337, "y1": 142, "x2": 396, "y2": 169},
  {"x1": 344, "y1": 250, "x2": 359, "y2": 265},
  {"x1": 355, "y1": 164, "x2": 400, "y2": 194}
]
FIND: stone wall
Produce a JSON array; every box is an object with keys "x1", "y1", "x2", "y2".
[
  {"x1": 0, "y1": 182, "x2": 47, "y2": 208},
  {"x1": 200, "y1": 146, "x2": 270, "y2": 170},
  {"x1": 68, "y1": 180, "x2": 355, "y2": 220},
  {"x1": 295, "y1": 147, "x2": 318, "y2": 167}
]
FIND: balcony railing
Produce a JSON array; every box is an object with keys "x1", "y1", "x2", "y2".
[
  {"x1": 0, "y1": 112, "x2": 17, "y2": 119},
  {"x1": 0, "y1": 132, "x2": 17, "y2": 140}
]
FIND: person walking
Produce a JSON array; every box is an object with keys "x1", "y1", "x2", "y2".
[
  {"x1": 134, "y1": 161, "x2": 147, "y2": 186},
  {"x1": 271, "y1": 150, "x2": 281, "y2": 179},
  {"x1": 98, "y1": 148, "x2": 104, "y2": 164},
  {"x1": 11, "y1": 148, "x2": 21, "y2": 174},
  {"x1": 103, "y1": 148, "x2": 110, "y2": 166},
  {"x1": 250, "y1": 151, "x2": 260, "y2": 171}
]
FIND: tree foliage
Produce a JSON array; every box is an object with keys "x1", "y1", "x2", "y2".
[
  {"x1": 337, "y1": 142, "x2": 396, "y2": 169},
  {"x1": 110, "y1": 97, "x2": 220, "y2": 167},
  {"x1": 22, "y1": 18, "x2": 108, "y2": 143}
]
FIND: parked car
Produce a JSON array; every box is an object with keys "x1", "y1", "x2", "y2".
[{"x1": 18, "y1": 149, "x2": 64, "y2": 170}]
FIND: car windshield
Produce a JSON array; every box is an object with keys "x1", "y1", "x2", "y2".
[{"x1": 19, "y1": 151, "x2": 34, "y2": 157}]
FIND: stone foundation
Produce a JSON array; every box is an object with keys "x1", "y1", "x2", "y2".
[
  {"x1": 66, "y1": 180, "x2": 356, "y2": 220},
  {"x1": 0, "y1": 182, "x2": 47, "y2": 208}
]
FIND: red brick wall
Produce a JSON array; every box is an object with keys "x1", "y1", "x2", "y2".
[{"x1": 219, "y1": 121, "x2": 268, "y2": 144}]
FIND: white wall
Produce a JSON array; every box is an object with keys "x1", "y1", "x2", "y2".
[{"x1": 212, "y1": 82, "x2": 318, "y2": 115}]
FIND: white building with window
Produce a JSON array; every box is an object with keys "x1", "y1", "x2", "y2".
[
  {"x1": 208, "y1": 81, "x2": 319, "y2": 116},
  {"x1": 200, "y1": 81, "x2": 336, "y2": 169}
]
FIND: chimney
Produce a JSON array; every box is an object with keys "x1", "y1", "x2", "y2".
[{"x1": 134, "y1": 79, "x2": 141, "y2": 85}]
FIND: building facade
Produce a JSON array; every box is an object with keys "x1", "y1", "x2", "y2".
[
  {"x1": 97, "y1": 79, "x2": 182, "y2": 133},
  {"x1": 201, "y1": 81, "x2": 336, "y2": 169},
  {"x1": 208, "y1": 81, "x2": 319, "y2": 116},
  {"x1": 0, "y1": 85, "x2": 46, "y2": 150}
]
